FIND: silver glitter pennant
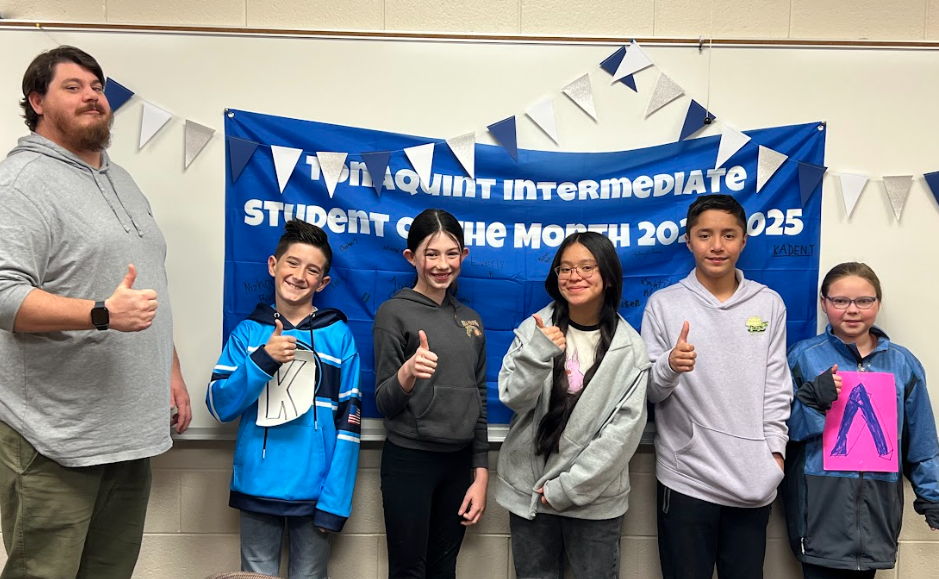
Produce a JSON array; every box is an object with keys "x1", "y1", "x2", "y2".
[
  {"x1": 756, "y1": 146, "x2": 788, "y2": 193},
  {"x1": 645, "y1": 73, "x2": 684, "y2": 118},
  {"x1": 445, "y1": 132, "x2": 475, "y2": 179},
  {"x1": 184, "y1": 120, "x2": 215, "y2": 169},
  {"x1": 563, "y1": 74, "x2": 598, "y2": 121},
  {"x1": 317, "y1": 152, "x2": 348, "y2": 198},
  {"x1": 883, "y1": 175, "x2": 912, "y2": 221}
]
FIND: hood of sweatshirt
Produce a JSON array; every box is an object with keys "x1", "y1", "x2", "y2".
[
  {"x1": 246, "y1": 303, "x2": 347, "y2": 330},
  {"x1": 7, "y1": 133, "x2": 144, "y2": 236},
  {"x1": 678, "y1": 268, "x2": 766, "y2": 309}
]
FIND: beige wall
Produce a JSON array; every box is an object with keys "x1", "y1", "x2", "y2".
[
  {"x1": 1, "y1": 0, "x2": 939, "y2": 40},
  {"x1": 1, "y1": 1, "x2": 939, "y2": 578}
]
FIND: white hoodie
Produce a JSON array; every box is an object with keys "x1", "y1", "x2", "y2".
[{"x1": 641, "y1": 269, "x2": 792, "y2": 508}]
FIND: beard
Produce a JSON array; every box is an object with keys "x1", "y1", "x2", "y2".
[{"x1": 46, "y1": 104, "x2": 113, "y2": 153}]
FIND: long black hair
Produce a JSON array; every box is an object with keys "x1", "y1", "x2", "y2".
[{"x1": 535, "y1": 232, "x2": 623, "y2": 456}]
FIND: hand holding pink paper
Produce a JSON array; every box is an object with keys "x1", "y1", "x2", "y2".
[{"x1": 823, "y1": 371, "x2": 897, "y2": 472}]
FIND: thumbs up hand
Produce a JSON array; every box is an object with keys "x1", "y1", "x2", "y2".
[
  {"x1": 831, "y1": 364, "x2": 842, "y2": 397},
  {"x1": 105, "y1": 264, "x2": 159, "y2": 332},
  {"x1": 533, "y1": 314, "x2": 566, "y2": 352},
  {"x1": 264, "y1": 318, "x2": 297, "y2": 364},
  {"x1": 667, "y1": 321, "x2": 696, "y2": 373},
  {"x1": 407, "y1": 329, "x2": 438, "y2": 380}
]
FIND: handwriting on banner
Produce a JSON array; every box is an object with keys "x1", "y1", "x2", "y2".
[
  {"x1": 305, "y1": 157, "x2": 746, "y2": 201},
  {"x1": 243, "y1": 200, "x2": 803, "y2": 249}
]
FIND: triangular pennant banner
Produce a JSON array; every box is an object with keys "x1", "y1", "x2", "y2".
[
  {"x1": 679, "y1": 100, "x2": 715, "y2": 141},
  {"x1": 883, "y1": 175, "x2": 913, "y2": 221},
  {"x1": 756, "y1": 146, "x2": 788, "y2": 193},
  {"x1": 525, "y1": 99, "x2": 559, "y2": 144},
  {"x1": 227, "y1": 137, "x2": 259, "y2": 184},
  {"x1": 184, "y1": 120, "x2": 215, "y2": 169},
  {"x1": 797, "y1": 162, "x2": 828, "y2": 206},
  {"x1": 613, "y1": 40, "x2": 653, "y2": 82},
  {"x1": 445, "y1": 133, "x2": 476, "y2": 179},
  {"x1": 361, "y1": 151, "x2": 391, "y2": 196},
  {"x1": 139, "y1": 102, "x2": 172, "y2": 149},
  {"x1": 271, "y1": 145, "x2": 303, "y2": 194},
  {"x1": 838, "y1": 174, "x2": 868, "y2": 218},
  {"x1": 488, "y1": 116, "x2": 518, "y2": 162},
  {"x1": 562, "y1": 74, "x2": 598, "y2": 121},
  {"x1": 715, "y1": 125, "x2": 750, "y2": 169},
  {"x1": 317, "y1": 152, "x2": 348, "y2": 198},
  {"x1": 404, "y1": 143, "x2": 435, "y2": 189},
  {"x1": 645, "y1": 73, "x2": 684, "y2": 118},
  {"x1": 599, "y1": 46, "x2": 637, "y2": 92},
  {"x1": 104, "y1": 78, "x2": 134, "y2": 112},
  {"x1": 924, "y1": 171, "x2": 939, "y2": 208}
]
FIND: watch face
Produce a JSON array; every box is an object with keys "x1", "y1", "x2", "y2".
[{"x1": 91, "y1": 305, "x2": 109, "y2": 328}]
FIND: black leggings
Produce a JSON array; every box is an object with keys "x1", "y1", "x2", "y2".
[{"x1": 380, "y1": 440, "x2": 472, "y2": 579}]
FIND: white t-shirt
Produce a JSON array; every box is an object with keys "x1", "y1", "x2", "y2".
[{"x1": 565, "y1": 321, "x2": 600, "y2": 394}]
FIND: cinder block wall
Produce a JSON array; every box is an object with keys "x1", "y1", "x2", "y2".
[{"x1": 2, "y1": 2, "x2": 938, "y2": 578}]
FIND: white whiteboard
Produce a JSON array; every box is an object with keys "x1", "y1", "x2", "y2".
[{"x1": 2, "y1": 27, "x2": 938, "y2": 436}]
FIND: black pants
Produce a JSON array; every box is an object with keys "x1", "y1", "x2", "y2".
[
  {"x1": 509, "y1": 512, "x2": 624, "y2": 579},
  {"x1": 380, "y1": 440, "x2": 472, "y2": 579},
  {"x1": 656, "y1": 482, "x2": 771, "y2": 579},
  {"x1": 802, "y1": 563, "x2": 876, "y2": 579}
]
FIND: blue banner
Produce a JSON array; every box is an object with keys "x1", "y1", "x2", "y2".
[{"x1": 224, "y1": 109, "x2": 825, "y2": 423}]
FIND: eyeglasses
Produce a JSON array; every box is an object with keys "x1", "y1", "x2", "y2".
[
  {"x1": 555, "y1": 264, "x2": 598, "y2": 279},
  {"x1": 824, "y1": 296, "x2": 878, "y2": 310}
]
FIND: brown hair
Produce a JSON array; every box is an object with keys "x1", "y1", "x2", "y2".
[
  {"x1": 820, "y1": 262, "x2": 882, "y2": 301},
  {"x1": 20, "y1": 46, "x2": 105, "y2": 132}
]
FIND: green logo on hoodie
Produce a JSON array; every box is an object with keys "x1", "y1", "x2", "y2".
[{"x1": 746, "y1": 316, "x2": 768, "y2": 333}]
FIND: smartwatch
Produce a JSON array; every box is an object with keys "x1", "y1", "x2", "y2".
[{"x1": 91, "y1": 300, "x2": 109, "y2": 331}]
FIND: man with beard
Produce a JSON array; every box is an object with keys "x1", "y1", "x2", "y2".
[{"x1": 0, "y1": 46, "x2": 191, "y2": 578}]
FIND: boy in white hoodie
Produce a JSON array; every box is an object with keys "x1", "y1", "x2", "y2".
[{"x1": 641, "y1": 194, "x2": 792, "y2": 579}]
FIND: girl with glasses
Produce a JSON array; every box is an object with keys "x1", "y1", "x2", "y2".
[
  {"x1": 495, "y1": 232, "x2": 649, "y2": 579},
  {"x1": 783, "y1": 262, "x2": 939, "y2": 579}
]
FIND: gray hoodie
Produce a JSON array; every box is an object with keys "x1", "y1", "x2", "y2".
[
  {"x1": 496, "y1": 304, "x2": 649, "y2": 520},
  {"x1": 641, "y1": 269, "x2": 792, "y2": 508},
  {"x1": 0, "y1": 134, "x2": 174, "y2": 467}
]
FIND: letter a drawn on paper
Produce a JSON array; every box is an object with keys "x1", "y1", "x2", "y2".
[{"x1": 823, "y1": 371, "x2": 897, "y2": 472}]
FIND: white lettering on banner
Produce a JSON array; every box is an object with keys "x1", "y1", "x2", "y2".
[
  {"x1": 302, "y1": 162, "x2": 749, "y2": 203},
  {"x1": 243, "y1": 202, "x2": 801, "y2": 248},
  {"x1": 243, "y1": 199, "x2": 390, "y2": 235}
]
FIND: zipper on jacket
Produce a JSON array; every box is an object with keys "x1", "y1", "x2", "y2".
[
  {"x1": 800, "y1": 537, "x2": 805, "y2": 555},
  {"x1": 262, "y1": 427, "x2": 269, "y2": 459},
  {"x1": 856, "y1": 473, "x2": 864, "y2": 570}
]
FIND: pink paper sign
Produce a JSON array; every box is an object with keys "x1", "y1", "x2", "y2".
[{"x1": 823, "y1": 371, "x2": 897, "y2": 472}]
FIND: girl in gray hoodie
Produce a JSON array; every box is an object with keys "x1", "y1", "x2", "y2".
[{"x1": 496, "y1": 232, "x2": 649, "y2": 579}]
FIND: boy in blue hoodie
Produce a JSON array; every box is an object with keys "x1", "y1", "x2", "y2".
[{"x1": 207, "y1": 220, "x2": 361, "y2": 579}]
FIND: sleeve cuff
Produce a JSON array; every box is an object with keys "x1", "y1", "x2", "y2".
[
  {"x1": 472, "y1": 451, "x2": 489, "y2": 469},
  {"x1": 250, "y1": 346, "x2": 281, "y2": 377},
  {"x1": 766, "y1": 435, "x2": 787, "y2": 457},
  {"x1": 542, "y1": 480, "x2": 572, "y2": 512},
  {"x1": 313, "y1": 508, "x2": 347, "y2": 532}
]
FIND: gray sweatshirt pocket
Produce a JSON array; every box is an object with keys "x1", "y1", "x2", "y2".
[
  {"x1": 676, "y1": 421, "x2": 784, "y2": 504},
  {"x1": 415, "y1": 384, "x2": 481, "y2": 442}
]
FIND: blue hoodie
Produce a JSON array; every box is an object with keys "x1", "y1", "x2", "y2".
[{"x1": 207, "y1": 304, "x2": 361, "y2": 531}]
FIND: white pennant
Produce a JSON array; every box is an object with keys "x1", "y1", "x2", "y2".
[
  {"x1": 445, "y1": 133, "x2": 476, "y2": 179},
  {"x1": 139, "y1": 102, "x2": 172, "y2": 149},
  {"x1": 838, "y1": 173, "x2": 868, "y2": 218},
  {"x1": 184, "y1": 120, "x2": 215, "y2": 168},
  {"x1": 883, "y1": 175, "x2": 913, "y2": 221},
  {"x1": 526, "y1": 99, "x2": 559, "y2": 144},
  {"x1": 404, "y1": 143, "x2": 435, "y2": 190},
  {"x1": 271, "y1": 145, "x2": 303, "y2": 194},
  {"x1": 612, "y1": 40, "x2": 653, "y2": 82},
  {"x1": 645, "y1": 73, "x2": 684, "y2": 118},
  {"x1": 317, "y1": 152, "x2": 348, "y2": 198},
  {"x1": 562, "y1": 74, "x2": 598, "y2": 121},
  {"x1": 715, "y1": 124, "x2": 750, "y2": 169},
  {"x1": 756, "y1": 146, "x2": 788, "y2": 193}
]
